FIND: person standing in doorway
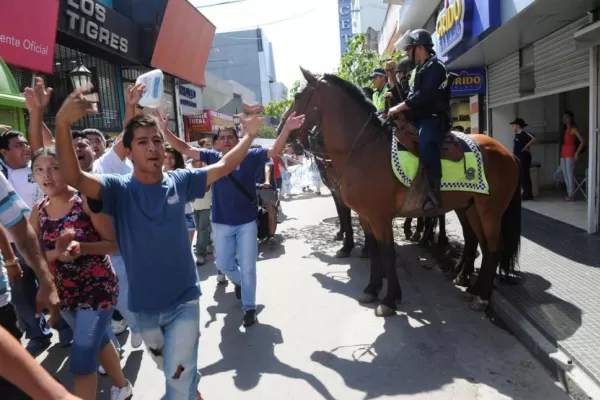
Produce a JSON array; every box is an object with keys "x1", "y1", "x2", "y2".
[
  {"x1": 559, "y1": 111, "x2": 585, "y2": 201},
  {"x1": 511, "y1": 118, "x2": 536, "y2": 200}
]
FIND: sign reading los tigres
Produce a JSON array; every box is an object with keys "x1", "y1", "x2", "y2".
[{"x1": 436, "y1": 0, "x2": 465, "y2": 56}]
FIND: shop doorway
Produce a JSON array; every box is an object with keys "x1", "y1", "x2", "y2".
[{"x1": 491, "y1": 87, "x2": 590, "y2": 231}]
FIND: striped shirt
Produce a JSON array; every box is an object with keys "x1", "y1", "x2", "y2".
[{"x1": 0, "y1": 173, "x2": 30, "y2": 307}]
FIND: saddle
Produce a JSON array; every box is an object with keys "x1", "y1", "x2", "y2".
[{"x1": 393, "y1": 118, "x2": 464, "y2": 162}]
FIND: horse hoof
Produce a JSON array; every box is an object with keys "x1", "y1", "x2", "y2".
[
  {"x1": 358, "y1": 292, "x2": 377, "y2": 304},
  {"x1": 418, "y1": 239, "x2": 429, "y2": 249},
  {"x1": 470, "y1": 297, "x2": 489, "y2": 311},
  {"x1": 334, "y1": 232, "x2": 344, "y2": 241},
  {"x1": 459, "y1": 290, "x2": 475, "y2": 302},
  {"x1": 358, "y1": 248, "x2": 369, "y2": 259},
  {"x1": 335, "y1": 249, "x2": 351, "y2": 258},
  {"x1": 453, "y1": 274, "x2": 469, "y2": 287},
  {"x1": 375, "y1": 304, "x2": 396, "y2": 317}
]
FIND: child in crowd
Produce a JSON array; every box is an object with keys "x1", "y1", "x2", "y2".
[{"x1": 29, "y1": 147, "x2": 132, "y2": 399}]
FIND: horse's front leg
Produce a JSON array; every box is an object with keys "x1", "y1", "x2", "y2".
[
  {"x1": 371, "y1": 219, "x2": 401, "y2": 317},
  {"x1": 332, "y1": 195, "x2": 345, "y2": 242},
  {"x1": 436, "y1": 215, "x2": 448, "y2": 248},
  {"x1": 358, "y1": 224, "x2": 383, "y2": 304}
]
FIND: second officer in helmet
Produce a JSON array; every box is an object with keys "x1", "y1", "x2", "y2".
[{"x1": 388, "y1": 29, "x2": 450, "y2": 214}]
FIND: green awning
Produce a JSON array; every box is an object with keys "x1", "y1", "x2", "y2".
[{"x1": 0, "y1": 93, "x2": 25, "y2": 109}]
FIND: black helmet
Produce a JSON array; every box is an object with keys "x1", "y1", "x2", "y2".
[
  {"x1": 399, "y1": 29, "x2": 435, "y2": 53},
  {"x1": 395, "y1": 57, "x2": 415, "y2": 75}
]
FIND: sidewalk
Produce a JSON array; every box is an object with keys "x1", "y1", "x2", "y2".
[{"x1": 447, "y1": 208, "x2": 600, "y2": 397}]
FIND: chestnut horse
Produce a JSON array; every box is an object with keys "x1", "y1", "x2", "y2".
[{"x1": 288, "y1": 68, "x2": 521, "y2": 317}]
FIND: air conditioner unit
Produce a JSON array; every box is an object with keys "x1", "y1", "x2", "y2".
[{"x1": 382, "y1": 0, "x2": 405, "y2": 4}]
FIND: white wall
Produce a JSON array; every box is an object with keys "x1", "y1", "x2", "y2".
[
  {"x1": 378, "y1": 5, "x2": 401, "y2": 54},
  {"x1": 352, "y1": 0, "x2": 387, "y2": 33}
]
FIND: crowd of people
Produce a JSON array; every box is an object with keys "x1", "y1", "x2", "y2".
[{"x1": 0, "y1": 77, "x2": 305, "y2": 400}]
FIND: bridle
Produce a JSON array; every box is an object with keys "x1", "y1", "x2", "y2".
[{"x1": 292, "y1": 76, "x2": 378, "y2": 188}]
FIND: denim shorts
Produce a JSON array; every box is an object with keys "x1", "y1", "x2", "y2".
[
  {"x1": 60, "y1": 309, "x2": 114, "y2": 375},
  {"x1": 185, "y1": 213, "x2": 196, "y2": 231}
]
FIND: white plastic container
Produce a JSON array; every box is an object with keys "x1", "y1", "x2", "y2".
[{"x1": 135, "y1": 69, "x2": 164, "y2": 108}]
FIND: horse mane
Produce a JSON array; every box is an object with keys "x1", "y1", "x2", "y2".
[{"x1": 322, "y1": 74, "x2": 382, "y2": 128}]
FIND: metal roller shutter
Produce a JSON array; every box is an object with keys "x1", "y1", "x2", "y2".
[
  {"x1": 488, "y1": 52, "x2": 520, "y2": 108},
  {"x1": 534, "y1": 16, "x2": 590, "y2": 95}
]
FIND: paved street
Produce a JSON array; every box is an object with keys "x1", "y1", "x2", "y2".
[{"x1": 36, "y1": 191, "x2": 569, "y2": 399}]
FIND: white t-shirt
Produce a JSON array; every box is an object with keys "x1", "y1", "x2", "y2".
[
  {"x1": 92, "y1": 146, "x2": 133, "y2": 175},
  {"x1": 0, "y1": 160, "x2": 43, "y2": 243},
  {"x1": 0, "y1": 173, "x2": 30, "y2": 306}
]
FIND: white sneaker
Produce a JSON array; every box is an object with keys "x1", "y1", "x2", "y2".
[
  {"x1": 110, "y1": 319, "x2": 128, "y2": 335},
  {"x1": 131, "y1": 332, "x2": 143, "y2": 349},
  {"x1": 99, "y1": 365, "x2": 106, "y2": 375},
  {"x1": 110, "y1": 380, "x2": 133, "y2": 400}
]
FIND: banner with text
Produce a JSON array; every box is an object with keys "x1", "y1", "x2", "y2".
[{"x1": 0, "y1": 0, "x2": 59, "y2": 74}]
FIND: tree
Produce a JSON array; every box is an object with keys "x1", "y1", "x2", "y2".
[
  {"x1": 264, "y1": 80, "x2": 303, "y2": 120},
  {"x1": 336, "y1": 33, "x2": 405, "y2": 88},
  {"x1": 259, "y1": 124, "x2": 277, "y2": 139}
]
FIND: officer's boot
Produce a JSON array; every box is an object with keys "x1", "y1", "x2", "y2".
[{"x1": 422, "y1": 171, "x2": 443, "y2": 214}]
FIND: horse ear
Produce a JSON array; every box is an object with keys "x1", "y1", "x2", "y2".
[{"x1": 300, "y1": 67, "x2": 317, "y2": 85}]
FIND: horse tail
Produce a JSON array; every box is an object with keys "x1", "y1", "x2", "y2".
[{"x1": 498, "y1": 158, "x2": 522, "y2": 276}]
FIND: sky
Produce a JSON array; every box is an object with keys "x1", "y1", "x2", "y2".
[{"x1": 190, "y1": 0, "x2": 341, "y2": 90}]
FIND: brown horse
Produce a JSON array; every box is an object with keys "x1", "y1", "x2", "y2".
[{"x1": 287, "y1": 68, "x2": 521, "y2": 317}]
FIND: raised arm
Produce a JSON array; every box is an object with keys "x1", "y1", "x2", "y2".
[
  {"x1": 24, "y1": 77, "x2": 53, "y2": 153},
  {"x1": 267, "y1": 112, "x2": 305, "y2": 158},
  {"x1": 204, "y1": 115, "x2": 262, "y2": 186},
  {"x1": 55, "y1": 85, "x2": 103, "y2": 200},
  {"x1": 155, "y1": 110, "x2": 202, "y2": 160}
]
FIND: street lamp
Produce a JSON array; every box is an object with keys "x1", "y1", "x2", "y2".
[
  {"x1": 69, "y1": 63, "x2": 92, "y2": 91},
  {"x1": 233, "y1": 109, "x2": 241, "y2": 136}
]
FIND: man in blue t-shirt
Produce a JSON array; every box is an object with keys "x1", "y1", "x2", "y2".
[
  {"x1": 164, "y1": 112, "x2": 305, "y2": 327},
  {"x1": 53, "y1": 85, "x2": 264, "y2": 400}
]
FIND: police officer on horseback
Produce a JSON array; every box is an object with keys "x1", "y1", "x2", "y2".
[
  {"x1": 388, "y1": 29, "x2": 451, "y2": 214},
  {"x1": 369, "y1": 68, "x2": 391, "y2": 118}
]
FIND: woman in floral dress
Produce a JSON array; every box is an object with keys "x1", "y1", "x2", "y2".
[{"x1": 29, "y1": 147, "x2": 132, "y2": 400}]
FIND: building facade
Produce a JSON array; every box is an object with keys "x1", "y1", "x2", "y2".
[
  {"x1": 2, "y1": 0, "x2": 215, "y2": 137},
  {"x1": 207, "y1": 29, "x2": 285, "y2": 106}
]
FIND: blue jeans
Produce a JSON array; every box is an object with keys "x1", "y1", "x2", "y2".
[
  {"x1": 134, "y1": 299, "x2": 200, "y2": 400},
  {"x1": 112, "y1": 255, "x2": 138, "y2": 334},
  {"x1": 10, "y1": 244, "x2": 72, "y2": 342},
  {"x1": 416, "y1": 117, "x2": 444, "y2": 180},
  {"x1": 193, "y1": 209, "x2": 211, "y2": 257},
  {"x1": 213, "y1": 221, "x2": 258, "y2": 311},
  {"x1": 61, "y1": 309, "x2": 114, "y2": 375}
]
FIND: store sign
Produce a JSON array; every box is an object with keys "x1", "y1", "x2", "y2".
[
  {"x1": 450, "y1": 68, "x2": 486, "y2": 96},
  {"x1": 179, "y1": 83, "x2": 202, "y2": 115},
  {"x1": 184, "y1": 109, "x2": 235, "y2": 142},
  {"x1": 436, "y1": 0, "x2": 465, "y2": 56},
  {"x1": 58, "y1": 0, "x2": 140, "y2": 62},
  {"x1": 338, "y1": 0, "x2": 353, "y2": 54},
  {"x1": 0, "y1": 0, "x2": 59, "y2": 74}
]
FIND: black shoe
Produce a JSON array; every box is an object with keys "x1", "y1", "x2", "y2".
[
  {"x1": 234, "y1": 284, "x2": 241, "y2": 299},
  {"x1": 243, "y1": 309, "x2": 257, "y2": 327}
]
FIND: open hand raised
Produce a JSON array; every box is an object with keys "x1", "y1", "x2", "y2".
[{"x1": 56, "y1": 83, "x2": 98, "y2": 126}]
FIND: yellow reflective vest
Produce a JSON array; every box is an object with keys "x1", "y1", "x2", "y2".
[{"x1": 372, "y1": 85, "x2": 390, "y2": 112}]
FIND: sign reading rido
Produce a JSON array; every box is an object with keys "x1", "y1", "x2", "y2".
[{"x1": 436, "y1": 0, "x2": 465, "y2": 56}]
